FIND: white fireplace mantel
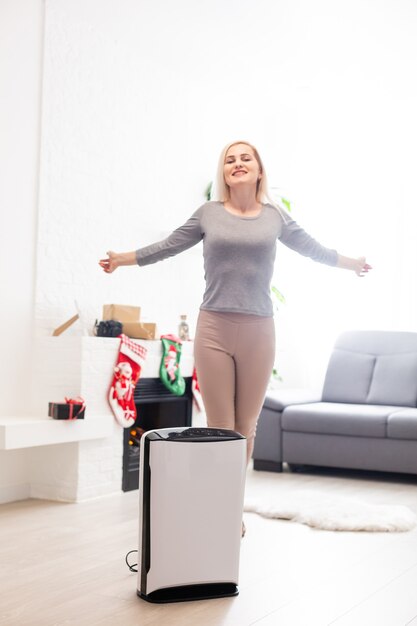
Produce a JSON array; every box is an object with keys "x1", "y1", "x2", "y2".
[
  {"x1": 0, "y1": 336, "x2": 199, "y2": 504},
  {"x1": 0, "y1": 415, "x2": 114, "y2": 450},
  {"x1": 0, "y1": 336, "x2": 195, "y2": 451}
]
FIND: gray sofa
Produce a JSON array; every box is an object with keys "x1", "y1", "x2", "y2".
[{"x1": 253, "y1": 330, "x2": 417, "y2": 475}]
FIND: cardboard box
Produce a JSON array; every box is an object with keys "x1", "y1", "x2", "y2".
[
  {"x1": 102, "y1": 304, "x2": 141, "y2": 323},
  {"x1": 122, "y1": 322, "x2": 158, "y2": 340},
  {"x1": 52, "y1": 314, "x2": 79, "y2": 336}
]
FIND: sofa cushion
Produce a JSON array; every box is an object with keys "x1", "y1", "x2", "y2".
[
  {"x1": 263, "y1": 389, "x2": 322, "y2": 412},
  {"x1": 387, "y1": 409, "x2": 417, "y2": 440},
  {"x1": 334, "y1": 330, "x2": 417, "y2": 355},
  {"x1": 322, "y1": 350, "x2": 375, "y2": 404},
  {"x1": 367, "y1": 353, "x2": 417, "y2": 407},
  {"x1": 281, "y1": 402, "x2": 400, "y2": 438}
]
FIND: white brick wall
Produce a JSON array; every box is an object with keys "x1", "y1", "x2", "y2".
[
  {"x1": 10, "y1": 337, "x2": 196, "y2": 502},
  {"x1": 35, "y1": 0, "x2": 207, "y2": 341},
  {"x1": 27, "y1": 8, "x2": 208, "y2": 510},
  {"x1": 0, "y1": 449, "x2": 31, "y2": 504},
  {"x1": 31, "y1": 337, "x2": 83, "y2": 415},
  {"x1": 29, "y1": 443, "x2": 80, "y2": 502},
  {"x1": 7, "y1": 0, "x2": 410, "y2": 504}
]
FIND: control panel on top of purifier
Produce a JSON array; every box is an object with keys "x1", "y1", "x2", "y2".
[{"x1": 146, "y1": 427, "x2": 245, "y2": 442}]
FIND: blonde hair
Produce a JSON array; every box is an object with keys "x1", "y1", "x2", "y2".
[{"x1": 214, "y1": 140, "x2": 289, "y2": 221}]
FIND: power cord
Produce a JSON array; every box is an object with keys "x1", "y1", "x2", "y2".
[{"x1": 125, "y1": 549, "x2": 138, "y2": 573}]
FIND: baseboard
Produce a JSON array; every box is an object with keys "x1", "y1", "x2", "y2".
[
  {"x1": 30, "y1": 482, "x2": 77, "y2": 502},
  {"x1": 0, "y1": 482, "x2": 31, "y2": 504}
]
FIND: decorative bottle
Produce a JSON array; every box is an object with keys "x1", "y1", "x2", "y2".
[{"x1": 178, "y1": 315, "x2": 190, "y2": 341}]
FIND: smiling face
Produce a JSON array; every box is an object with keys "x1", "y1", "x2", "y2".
[{"x1": 223, "y1": 143, "x2": 262, "y2": 192}]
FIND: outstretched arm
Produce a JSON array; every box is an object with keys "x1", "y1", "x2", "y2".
[
  {"x1": 99, "y1": 208, "x2": 203, "y2": 274},
  {"x1": 99, "y1": 251, "x2": 136, "y2": 274},
  {"x1": 279, "y1": 218, "x2": 372, "y2": 277},
  {"x1": 337, "y1": 254, "x2": 372, "y2": 277}
]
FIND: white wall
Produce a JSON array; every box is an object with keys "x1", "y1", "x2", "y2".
[
  {"x1": 35, "y1": 0, "x2": 417, "y2": 391},
  {"x1": 2, "y1": 0, "x2": 417, "y2": 418},
  {"x1": 0, "y1": 0, "x2": 43, "y2": 416}
]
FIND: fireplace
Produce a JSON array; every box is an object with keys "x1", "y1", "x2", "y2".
[{"x1": 122, "y1": 376, "x2": 193, "y2": 491}]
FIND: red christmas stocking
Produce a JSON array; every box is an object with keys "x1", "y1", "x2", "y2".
[
  {"x1": 108, "y1": 334, "x2": 147, "y2": 428},
  {"x1": 192, "y1": 367, "x2": 204, "y2": 412}
]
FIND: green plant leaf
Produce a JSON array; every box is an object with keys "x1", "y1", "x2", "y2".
[
  {"x1": 271, "y1": 285, "x2": 285, "y2": 304},
  {"x1": 204, "y1": 181, "x2": 213, "y2": 202},
  {"x1": 281, "y1": 196, "x2": 291, "y2": 212},
  {"x1": 271, "y1": 368, "x2": 283, "y2": 382}
]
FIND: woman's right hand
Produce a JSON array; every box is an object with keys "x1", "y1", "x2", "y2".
[{"x1": 99, "y1": 251, "x2": 119, "y2": 273}]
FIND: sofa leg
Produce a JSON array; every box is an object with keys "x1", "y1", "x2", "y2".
[
  {"x1": 287, "y1": 463, "x2": 308, "y2": 473},
  {"x1": 253, "y1": 460, "x2": 283, "y2": 473}
]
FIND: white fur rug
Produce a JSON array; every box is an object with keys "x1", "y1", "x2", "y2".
[{"x1": 244, "y1": 491, "x2": 417, "y2": 532}]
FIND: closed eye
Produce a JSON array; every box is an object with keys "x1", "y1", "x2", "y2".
[{"x1": 225, "y1": 153, "x2": 253, "y2": 164}]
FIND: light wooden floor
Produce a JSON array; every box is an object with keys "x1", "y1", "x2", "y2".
[{"x1": 2, "y1": 464, "x2": 417, "y2": 626}]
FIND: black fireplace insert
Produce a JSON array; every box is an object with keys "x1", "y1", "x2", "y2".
[{"x1": 122, "y1": 377, "x2": 193, "y2": 491}]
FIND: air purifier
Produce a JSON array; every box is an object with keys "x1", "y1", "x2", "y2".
[{"x1": 137, "y1": 426, "x2": 247, "y2": 603}]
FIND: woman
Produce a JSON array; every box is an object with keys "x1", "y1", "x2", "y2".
[{"x1": 99, "y1": 139, "x2": 371, "y2": 472}]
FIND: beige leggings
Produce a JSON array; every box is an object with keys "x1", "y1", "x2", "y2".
[{"x1": 194, "y1": 310, "x2": 276, "y2": 464}]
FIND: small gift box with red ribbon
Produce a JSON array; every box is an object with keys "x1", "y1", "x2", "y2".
[{"x1": 48, "y1": 396, "x2": 86, "y2": 420}]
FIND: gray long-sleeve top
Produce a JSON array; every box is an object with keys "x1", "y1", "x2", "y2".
[{"x1": 135, "y1": 202, "x2": 338, "y2": 317}]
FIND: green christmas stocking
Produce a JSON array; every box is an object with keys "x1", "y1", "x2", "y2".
[{"x1": 160, "y1": 334, "x2": 186, "y2": 396}]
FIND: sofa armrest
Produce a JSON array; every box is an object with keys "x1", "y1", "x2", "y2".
[
  {"x1": 263, "y1": 388, "x2": 322, "y2": 412},
  {"x1": 253, "y1": 406, "x2": 283, "y2": 471},
  {"x1": 253, "y1": 389, "x2": 321, "y2": 472}
]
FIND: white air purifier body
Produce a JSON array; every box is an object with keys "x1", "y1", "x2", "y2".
[{"x1": 137, "y1": 427, "x2": 246, "y2": 603}]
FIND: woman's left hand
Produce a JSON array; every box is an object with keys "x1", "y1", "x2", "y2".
[
  {"x1": 354, "y1": 256, "x2": 372, "y2": 277},
  {"x1": 337, "y1": 254, "x2": 372, "y2": 276}
]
